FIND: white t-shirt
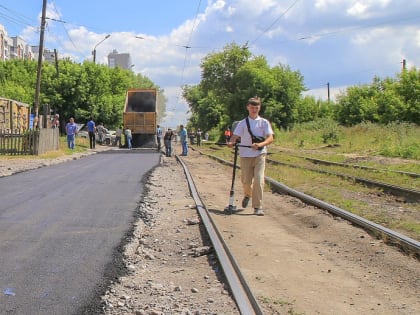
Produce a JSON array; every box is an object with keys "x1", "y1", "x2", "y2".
[{"x1": 233, "y1": 116, "x2": 273, "y2": 157}]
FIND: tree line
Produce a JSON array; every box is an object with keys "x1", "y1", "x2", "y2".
[
  {"x1": 0, "y1": 43, "x2": 418, "y2": 134},
  {"x1": 181, "y1": 43, "x2": 419, "y2": 134},
  {"x1": 0, "y1": 59, "x2": 166, "y2": 129}
]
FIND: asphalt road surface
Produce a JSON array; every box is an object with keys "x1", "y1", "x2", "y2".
[{"x1": 0, "y1": 150, "x2": 160, "y2": 314}]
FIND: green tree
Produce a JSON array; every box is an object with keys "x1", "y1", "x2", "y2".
[
  {"x1": 335, "y1": 82, "x2": 379, "y2": 126},
  {"x1": 0, "y1": 58, "x2": 165, "y2": 129},
  {"x1": 335, "y1": 70, "x2": 419, "y2": 126},
  {"x1": 397, "y1": 68, "x2": 420, "y2": 124},
  {"x1": 263, "y1": 64, "x2": 304, "y2": 128},
  {"x1": 0, "y1": 59, "x2": 37, "y2": 103},
  {"x1": 183, "y1": 42, "x2": 305, "y2": 131}
]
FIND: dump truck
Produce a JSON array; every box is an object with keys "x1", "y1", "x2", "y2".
[{"x1": 123, "y1": 88, "x2": 157, "y2": 148}]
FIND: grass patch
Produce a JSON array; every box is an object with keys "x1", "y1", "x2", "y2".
[{"x1": 277, "y1": 121, "x2": 420, "y2": 159}]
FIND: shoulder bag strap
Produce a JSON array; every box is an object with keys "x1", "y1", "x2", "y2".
[{"x1": 245, "y1": 117, "x2": 254, "y2": 138}]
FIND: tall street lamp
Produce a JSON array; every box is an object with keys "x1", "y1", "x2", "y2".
[{"x1": 92, "y1": 34, "x2": 111, "y2": 64}]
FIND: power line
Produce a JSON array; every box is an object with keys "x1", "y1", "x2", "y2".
[
  {"x1": 0, "y1": 4, "x2": 37, "y2": 29},
  {"x1": 179, "y1": 0, "x2": 202, "y2": 89},
  {"x1": 249, "y1": 0, "x2": 300, "y2": 46},
  {"x1": 48, "y1": 1, "x2": 85, "y2": 58},
  {"x1": 296, "y1": 15, "x2": 420, "y2": 42}
]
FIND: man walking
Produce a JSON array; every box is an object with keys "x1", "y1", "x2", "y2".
[
  {"x1": 125, "y1": 127, "x2": 132, "y2": 149},
  {"x1": 156, "y1": 125, "x2": 163, "y2": 151},
  {"x1": 96, "y1": 123, "x2": 105, "y2": 145},
  {"x1": 65, "y1": 117, "x2": 78, "y2": 149},
  {"x1": 163, "y1": 128, "x2": 174, "y2": 157},
  {"x1": 87, "y1": 117, "x2": 96, "y2": 149},
  {"x1": 196, "y1": 128, "x2": 202, "y2": 146},
  {"x1": 114, "y1": 125, "x2": 123, "y2": 147},
  {"x1": 227, "y1": 97, "x2": 274, "y2": 216},
  {"x1": 179, "y1": 124, "x2": 188, "y2": 156}
]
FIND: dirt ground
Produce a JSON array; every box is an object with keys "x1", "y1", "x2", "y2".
[
  {"x1": 180, "y1": 148, "x2": 419, "y2": 315},
  {"x1": 1, "y1": 146, "x2": 419, "y2": 314}
]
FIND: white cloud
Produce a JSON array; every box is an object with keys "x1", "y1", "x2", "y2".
[{"x1": 347, "y1": 2, "x2": 368, "y2": 16}]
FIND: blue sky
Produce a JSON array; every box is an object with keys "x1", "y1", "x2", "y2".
[{"x1": 1, "y1": 0, "x2": 419, "y2": 128}]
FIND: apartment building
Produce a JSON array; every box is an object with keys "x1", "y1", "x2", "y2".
[{"x1": 0, "y1": 23, "x2": 50, "y2": 62}]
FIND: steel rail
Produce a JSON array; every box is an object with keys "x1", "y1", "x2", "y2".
[
  {"x1": 176, "y1": 156, "x2": 264, "y2": 315},
  {"x1": 309, "y1": 157, "x2": 420, "y2": 178},
  {"x1": 267, "y1": 158, "x2": 420, "y2": 203},
  {"x1": 292, "y1": 154, "x2": 420, "y2": 179},
  {"x1": 209, "y1": 144, "x2": 420, "y2": 179},
  {"x1": 200, "y1": 151, "x2": 420, "y2": 258},
  {"x1": 264, "y1": 176, "x2": 420, "y2": 257}
]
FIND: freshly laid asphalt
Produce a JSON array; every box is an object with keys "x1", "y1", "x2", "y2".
[{"x1": 0, "y1": 150, "x2": 160, "y2": 314}]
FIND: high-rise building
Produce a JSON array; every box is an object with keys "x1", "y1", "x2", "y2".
[{"x1": 107, "y1": 49, "x2": 132, "y2": 69}]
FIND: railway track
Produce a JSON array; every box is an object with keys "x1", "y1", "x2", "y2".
[
  {"x1": 177, "y1": 156, "x2": 264, "y2": 315},
  {"x1": 175, "y1": 150, "x2": 419, "y2": 313},
  {"x1": 207, "y1": 144, "x2": 420, "y2": 202},
  {"x1": 266, "y1": 158, "x2": 420, "y2": 203},
  {"x1": 187, "y1": 147, "x2": 419, "y2": 255},
  {"x1": 293, "y1": 154, "x2": 420, "y2": 178},
  {"x1": 205, "y1": 147, "x2": 420, "y2": 203}
]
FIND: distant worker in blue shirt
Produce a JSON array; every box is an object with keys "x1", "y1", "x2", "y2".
[
  {"x1": 86, "y1": 117, "x2": 96, "y2": 149},
  {"x1": 179, "y1": 124, "x2": 188, "y2": 156},
  {"x1": 65, "y1": 117, "x2": 78, "y2": 149}
]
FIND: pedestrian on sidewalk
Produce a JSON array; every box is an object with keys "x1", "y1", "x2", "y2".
[
  {"x1": 65, "y1": 117, "x2": 78, "y2": 150},
  {"x1": 87, "y1": 117, "x2": 96, "y2": 149},
  {"x1": 114, "y1": 125, "x2": 123, "y2": 147}
]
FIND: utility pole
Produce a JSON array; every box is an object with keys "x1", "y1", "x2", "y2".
[
  {"x1": 402, "y1": 59, "x2": 406, "y2": 71},
  {"x1": 54, "y1": 49, "x2": 59, "y2": 77},
  {"x1": 33, "y1": 0, "x2": 47, "y2": 128},
  {"x1": 327, "y1": 82, "x2": 330, "y2": 103}
]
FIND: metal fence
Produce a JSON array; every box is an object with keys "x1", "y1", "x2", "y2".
[{"x1": 0, "y1": 129, "x2": 59, "y2": 155}]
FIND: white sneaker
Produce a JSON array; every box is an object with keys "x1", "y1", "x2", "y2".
[{"x1": 254, "y1": 208, "x2": 264, "y2": 216}]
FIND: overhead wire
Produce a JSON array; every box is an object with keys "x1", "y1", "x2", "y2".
[
  {"x1": 296, "y1": 14, "x2": 420, "y2": 43},
  {"x1": 0, "y1": 4, "x2": 38, "y2": 32},
  {"x1": 180, "y1": 0, "x2": 202, "y2": 85},
  {"x1": 249, "y1": 0, "x2": 300, "y2": 46},
  {"x1": 243, "y1": 1, "x2": 418, "y2": 96},
  {"x1": 49, "y1": 1, "x2": 86, "y2": 59},
  {"x1": 175, "y1": 0, "x2": 203, "y2": 112}
]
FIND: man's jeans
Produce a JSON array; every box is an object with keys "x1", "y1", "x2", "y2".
[
  {"x1": 182, "y1": 141, "x2": 188, "y2": 155},
  {"x1": 164, "y1": 139, "x2": 172, "y2": 156},
  {"x1": 67, "y1": 134, "x2": 75, "y2": 149},
  {"x1": 88, "y1": 131, "x2": 95, "y2": 149}
]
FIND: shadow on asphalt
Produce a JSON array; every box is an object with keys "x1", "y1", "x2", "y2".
[{"x1": 96, "y1": 148, "x2": 160, "y2": 154}]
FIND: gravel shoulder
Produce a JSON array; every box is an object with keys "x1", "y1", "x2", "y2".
[{"x1": 1, "y1": 147, "x2": 419, "y2": 315}]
